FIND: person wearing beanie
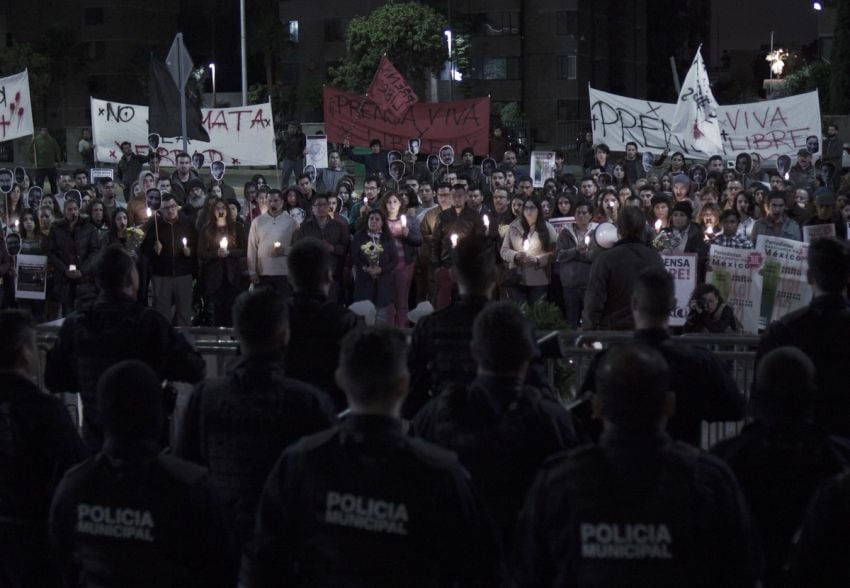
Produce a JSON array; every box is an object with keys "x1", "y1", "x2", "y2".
[
  {"x1": 804, "y1": 188, "x2": 846, "y2": 239},
  {"x1": 671, "y1": 174, "x2": 694, "y2": 204},
  {"x1": 650, "y1": 193, "x2": 672, "y2": 230},
  {"x1": 49, "y1": 361, "x2": 238, "y2": 588},
  {"x1": 655, "y1": 199, "x2": 703, "y2": 254},
  {"x1": 712, "y1": 347, "x2": 850, "y2": 586}
]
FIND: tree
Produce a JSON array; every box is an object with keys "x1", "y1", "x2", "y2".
[
  {"x1": 829, "y1": 0, "x2": 850, "y2": 113},
  {"x1": 330, "y1": 1, "x2": 448, "y2": 94}
]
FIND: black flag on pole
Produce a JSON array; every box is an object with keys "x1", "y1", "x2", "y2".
[{"x1": 148, "y1": 57, "x2": 209, "y2": 142}]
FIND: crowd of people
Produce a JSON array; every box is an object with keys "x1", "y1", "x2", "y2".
[
  {"x1": 4, "y1": 125, "x2": 850, "y2": 332},
  {"x1": 1, "y1": 227, "x2": 849, "y2": 585},
  {"x1": 1, "y1": 123, "x2": 850, "y2": 585}
]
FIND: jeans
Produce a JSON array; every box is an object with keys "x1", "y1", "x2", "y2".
[
  {"x1": 508, "y1": 284, "x2": 548, "y2": 305},
  {"x1": 562, "y1": 286, "x2": 586, "y2": 330},
  {"x1": 280, "y1": 159, "x2": 303, "y2": 186}
]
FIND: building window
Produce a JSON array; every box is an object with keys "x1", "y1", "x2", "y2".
[
  {"x1": 468, "y1": 57, "x2": 521, "y2": 80},
  {"x1": 324, "y1": 17, "x2": 347, "y2": 42},
  {"x1": 468, "y1": 12, "x2": 520, "y2": 36},
  {"x1": 283, "y1": 20, "x2": 299, "y2": 43},
  {"x1": 84, "y1": 7, "x2": 104, "y2": 26},
  {"x1": 557, "y1": 55, "x2": 577, "y2": 80}
]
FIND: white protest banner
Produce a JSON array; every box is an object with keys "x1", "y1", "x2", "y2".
[
  {"x1": 0, "y1": 70, "x2": 34, "y2": 141},
  {"x1": 754, "y1": 235, "x2": 812, "y2": 329},
  {"x1": 671, "y1": 49, "x2": 723, "y2": 155},
  {"x1": 662, "y1": 253, "x2": 698, "y2": 327},
  {"x1": 589, "y1": 87, "x2": 821, "y2": 164},
  {"x1": 91, "y1": 98, "x2": 276, "y2": 167},
  {"x1": 305, "y1": 135, "x2": 328, "y2": 169},
  {"x1": 529, "y1": 151, "x2": 556, "y2": 188},
  {"x1": 707, "y1": 245, "x2": 763, "y2": 334},
  {"x1": 802, "y1": 223, "x2": 836, "y2": 244},
  {"x1": 15, "y1": 254, "x2": 47, "y2": 300}
]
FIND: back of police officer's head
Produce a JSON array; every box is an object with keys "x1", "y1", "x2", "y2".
[
  {"x1": 594, "y1": 344, "x2": 674, "y2": 433},
  {"x1": 631, "y1": 267, "x2": 675, "y2": 327},
  {"x1": 471, "y1": 302, "x2": 534, "y2": 376},
  {"x1": 451, "y1": 235, "x2": 496, "y2": 296},
  {"x1": 807, "y1": 237, "x2": 850, "y2": 294},
  {"x1": 232, "y1": 286, "x2": 289, "y2": 355},
  {"x1": 288, "y1": 237, "x2": 332, "y2": 294},
  {"x1": 95, "y1": 244, "x2": 139, "y2": 296},
  {"x1": 0, "y1": 309, "x2": 38, "y2": 376},
  {"x1": 752, "y1": 346, "x2": 816, "y2": 424},
  {"x1": 336, "y1": 326, "x2": 409, "y2": 415},
  {"x1": 98, "y1": 360, "x2": 162, "y2": 446}
]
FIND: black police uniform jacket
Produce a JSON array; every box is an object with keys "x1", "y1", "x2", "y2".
[
  {"x1": 244, "y1": 414, "x2": 502, "y2": 587},
  {"x1": 512, "y1": 430, "x2": 760, "y2": 587}
]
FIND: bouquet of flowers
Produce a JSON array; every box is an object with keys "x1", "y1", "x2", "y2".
[
  {"x1": 125, "y1": 226, "x2": 145, "y2": 254},
  {"x1": 651, "y1": 229, "x2": 680, "y2": 253},
  {"x1": 361, "y1": 240, "x2": 384, "y2": 267}
]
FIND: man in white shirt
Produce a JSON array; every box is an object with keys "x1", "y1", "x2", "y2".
[{"x1": 247, "y1": 188, "x2": 298, "y2": 298}]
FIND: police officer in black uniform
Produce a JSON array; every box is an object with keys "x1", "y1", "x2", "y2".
[
  {"x1": 49, "y1": 360, "x2": 238, "y2": 587},
  {"x1": 712, "y1": 346, "x2": 850, "y2": 587},
  {"x1": 577, "y1": 267, "x2": 744, "y2": 446},
  {"x1": 45, "y1": 244, "x2": 206, "y2": 450},
  {"x1": 0, "y1": 310, "x2": 87, "y2": 587},
  {"x1": 284, "y1": 237, "x2": 364, "y2": 411},
  {"x1": 174, "y1": 285, "x2": 336, "y2": 547},
  {"x1": 788, "y1": 469, "x2": 850, "y2": 586},
  {"x1": 412, "y1": 301, "x2": 578, "y2": 549},
  {"x1": 512, "y1": 344, "x2": 759, "y2": 587},
  {"x1": 756, "y1": 237, "x2": 850, "y2": 436},
  {"x1": 407, "y1": 235, "x2": 554, "y2": 417},
  {"x1": 244, "y1": 326, "x2": 502, "y2": 587}
]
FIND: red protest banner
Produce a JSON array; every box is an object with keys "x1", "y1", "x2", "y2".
[
  {"x1": 324, "y1": 86, "x2": 490, "y2": 155},
  {"x1": 367, "y1": 56, "x2": 419, "y2": 117}
]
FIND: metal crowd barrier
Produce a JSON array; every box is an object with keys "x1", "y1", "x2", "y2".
[{"x1": 36, "y1": 326, "x2": 759, "y2": 449}]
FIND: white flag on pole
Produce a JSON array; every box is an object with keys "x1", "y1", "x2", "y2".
[{"x1": 671, "y1": 48, "x2": 724, "y2": 154}]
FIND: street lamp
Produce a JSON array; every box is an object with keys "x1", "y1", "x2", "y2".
[{"x1": 209, "y1": 62, "x2": 216, "y2": 107}]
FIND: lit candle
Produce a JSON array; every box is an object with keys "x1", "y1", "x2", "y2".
[
  {"x1": 13, "y1": 219, "x2": 19, "y2": 230},
  {"x1": 362, "y1": 196, "x2": 368, "y2": 205},
  {"x1": 654, "y1": 219, "x2": 662, "y2": 232},
  {"x1": 273, "y1": 241, "x2": 281, "y2": 249},
  {"x1": 219, "y1": 237, "x2": 228, "y2": 252},
  {"x1": 705, "y1": 225, "x2": 714, "y2": 236},
  {"x1": 523, "y1": 239, "x2": 530, "y2": 252},
  {"x1": 483, "y1": 214, "x2": 490, "y2": 230},
  {"x1": 450, "y1": 233, "x2": 458, "y2": 247},
  {"x1": 146, "y1": 207, "x2": 152, "y2": 218},
  {"x1": 68, "y1": 264, "x2": 77, "y2": 272},
  {"x1": 584, "y1": 234, "x2": 591, "y2": 246},
  {"x1": 182, "y1": 237, "x2": 188, "y2": 247},
  {"x1": 400, "y1": 215, "x2": 407, "y2": 228}
]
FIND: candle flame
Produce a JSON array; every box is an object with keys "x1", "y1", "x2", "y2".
[
  {"x1": 400, "y1": 215, "x2": 407, "y2": 227},
  {"x1": 483, "y1": 214, "x2": 490, "y2": 229},
  {"x1": 654, "y1": 219, "x2": 662, "y2": 232},
  {"x1": 220, "y1": 237, "x2": 228, "y2": 250},
  {"x1": 523, "y1": 239, "x2": 530, "y2": 252},
  {"x1": 450, "y1": 233, "x2": 458, "y2": 247}
]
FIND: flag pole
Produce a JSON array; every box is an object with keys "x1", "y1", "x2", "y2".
[{"x1": 177, "y1": 33, "x2": 189, "y2": 154}]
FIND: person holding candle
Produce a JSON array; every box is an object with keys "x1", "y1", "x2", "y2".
[
  {"x1": 500, "y1": 197, "x2": 557, "y2": 305},
  {"x1": 247, "y1": 188, "x2": 298, "y2": 299},
  {"x1": 380, "y1": 191, "x2": 422, "y2": 327},
  {"x1": 431, "y1": 184, "x2": 486, "y2": 310},
  {"x1": 198, "y1": 198, "x2": 247, "y2": 326},
  {"x1": 294, "y1": 193, "x2": 349, "y2": 303},
  {"x1": 555, "y1": 200, "x2": 594, "y2": 328},
  {"x1": 140, "y1": 193, "x2": 197, "y2": 325},
  {"x1": 47, "y1": 199, "x2": 102, "y2": 315}
]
